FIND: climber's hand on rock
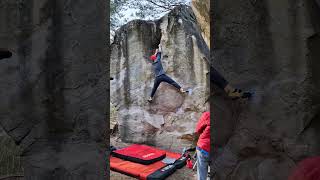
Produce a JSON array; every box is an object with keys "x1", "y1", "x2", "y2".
[
  {"x1": 158, "y1": 43, "x2": 162, "y2": 52},
  {"x1": 154, "y1": 48, "x2": 159, "y2": 55}
]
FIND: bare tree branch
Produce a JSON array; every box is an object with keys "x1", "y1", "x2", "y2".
[
  {"x1": 145, "y1": 0, "x2": 173, "y2": 10},
  {"x1": 110, "y1": 0, "x2": 189, "y2": 41}
]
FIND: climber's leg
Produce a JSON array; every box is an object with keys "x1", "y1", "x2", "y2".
[
  {"x1": 162, "y1": 74, "x2": 186, "y2": 93},
  {"x1": 211, "y1": 66, "x2": 228, "y2": 89},
  {"x1": 211, "y1": 66, "x2": 252, "y2": 99},
  {"x1": 149, "y1": 76, "x2": 162, "y2": 102}
]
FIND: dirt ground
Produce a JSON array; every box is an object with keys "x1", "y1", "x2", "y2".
[{"x1": 110, "y1": 136, "x2": 197, "y2": 180}]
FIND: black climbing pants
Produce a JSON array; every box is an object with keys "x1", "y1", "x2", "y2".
[
  {"x1": 211, "y1": 66, "x2": 229, "y2": 90},
  {"x1": 150, "y1": 74, "x2": 181, "y2": 97}
]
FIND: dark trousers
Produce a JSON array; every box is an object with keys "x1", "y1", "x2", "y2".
[
  {"x1": 150, "y1": 74, "x2": 181, "y2": 97},
  {"x1": 211, "y1": 67, "x2": 228, "y2": 90}
]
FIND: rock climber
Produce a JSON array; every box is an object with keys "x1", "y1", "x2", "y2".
[
  {"x1": 0, "y1": 48, "x2": 12, "y2": 60},
  {"x1": 147, "y1": 43, "x2": 251, "y2": 102},
  {"x1": 148, "y1": 43, "x2": 187, "y2": 102},
  {"x1": 195, "y1": 110, "x2": 210, "y2": 180}
]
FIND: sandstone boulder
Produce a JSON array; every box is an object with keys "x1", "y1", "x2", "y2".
[{"x1": 110, "y1": 5, "x2": 210, "y2": 151}]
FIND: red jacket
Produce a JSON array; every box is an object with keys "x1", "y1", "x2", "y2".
[
  {"x1": 195, "y1": 111, "x2": 210, "y2": 153},
  {"x1": 288, "y1": 156, "x2": 320, "y2": 180}
]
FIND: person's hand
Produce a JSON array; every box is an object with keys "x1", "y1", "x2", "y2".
[{"x1": 158, "y1": 44, "x2": 162, "y2": 52}]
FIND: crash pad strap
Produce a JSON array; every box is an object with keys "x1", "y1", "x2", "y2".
[{"x1": 145, "y1": 156, "x2": 187, "y2": 180}]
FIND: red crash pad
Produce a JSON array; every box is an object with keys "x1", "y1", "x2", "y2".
[
  {"x1": 111, "y1": 144, "x2": 166, "y2": 165},
  {"x1": 110, "y1": 145, "x2": 186, "y2": 180}
]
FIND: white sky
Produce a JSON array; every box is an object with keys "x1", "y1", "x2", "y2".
[
  {"x1": 111, "y1": 0, "x2": 192, "y2": 40},
  {"x1": 118, "y1": 0, "x2": 192, "y2": 27}
]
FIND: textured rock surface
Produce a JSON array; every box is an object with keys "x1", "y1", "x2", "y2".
[
  {"x1": 0, "y1": 1, "x2": 107, "y2": 179},
  {"x1": 211, "y1": 0, "x2": 320, "y2": 179},
  {"x1": 0, "y1": 127, "x2": 24, "y2": 176},
  {"x1": 110, "y1": 6, "x2": 209, "y2": 151},
  {"x1": 191, "y1": 0, "x2": 210, "y2": 48}
]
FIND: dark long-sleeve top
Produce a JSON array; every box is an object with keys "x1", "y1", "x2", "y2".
[{"x1": 152, "y1": 52, "x2": 165, "y2": 77}]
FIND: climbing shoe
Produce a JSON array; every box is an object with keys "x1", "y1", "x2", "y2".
[
  {"x1": 0, "y1": 49, "x2": 12, "y2": 60},
  {"x1": 228, "y1": 88, "x2": 243, "y2": 99},
  {"x1": 147, "y1": 97, "x2": 153, "y2": 103},
  {"x1": 242, "y1": 92, "x2": 253, "y2": 99},
  {"x1": 180, "y1": 88, "x2": 187, "y2": 93},
  {"x1": 228, "y1": 89, "x2": 253, "y2": 100}
]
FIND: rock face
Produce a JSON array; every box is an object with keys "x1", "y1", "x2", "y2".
[
  {"x1": 110, "y1": 6, "x2": 209, "y2": 151},
  {"x1": 0, "y1": 1, "x2": 107, "y2": 179},
  {"x1": 211, "y1": 0, "x2": 320, "y2": 179},
  {"x1": 191, "y1": 0, "x2": 210, "y2": 48},
  {"x1": 0, "y1": 127, "x2": 24, "y2": 176}
]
